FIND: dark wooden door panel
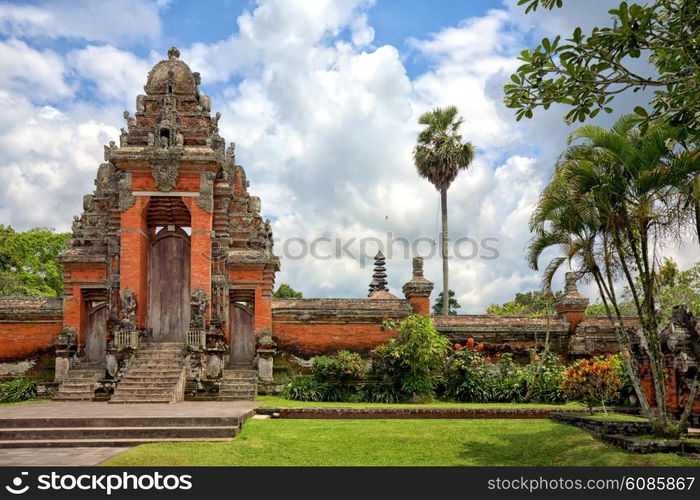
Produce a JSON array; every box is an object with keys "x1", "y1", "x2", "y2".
[
  {"x1": 147, "y1": 230, "x2": 190, "y2": 342},
  {"x1": 85, "y1": 304, "x2": 107, "y2": 363},
  {"x1": 231, "y1": 302, "x2": 255, "y2": 365}
]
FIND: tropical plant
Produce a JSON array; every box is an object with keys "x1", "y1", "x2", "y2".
[
  {"x1": 312, "y1": 350, "x2": 366, "y2": 401},
  {"x1": 505, "y1": 0, "x2": 700, "y2": 131},
  {"x1": 281, "y1": 376, "x2": 321, "y2": 402},
  {"x1": 432, "y1": 289, "x2": 461, "y2": 316},
  {"x1": 368, "y1": 314, "x2": 450, "y2": 401},
  {"x1": 527, "y1": 115, "x2": 700, "y2": 432},
  {"x1": 486, "y1": 290, "x2": 563, "y2": 316},
  {"x1": 0, "y1": 378, "x2": 38, "y2": 403},
  {"x1": 413, "y1": 107, "x2": 475, "y2": 315},
  {"x1": 560, "y1": 356, "x2": 624, "y2": 413}
]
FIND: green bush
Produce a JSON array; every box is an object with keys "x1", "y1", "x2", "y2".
[
  {"x1": 367, "y1": 315, "x2": 450, "y2": 402},
  {"x1": 281, "y1": 376, "x2": 321, "y2": 402},
  {"x1": 0, "y1": 378, "x2": 38, "y2": 403},
  {"x1": 442, "y1": 344, "x2": 568, "y2": 404}
]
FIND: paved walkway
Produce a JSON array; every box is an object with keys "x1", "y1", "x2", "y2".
[
  {"x1": 0, "y1": 401, "x2": 259, "y2": 466},
  {"x1": 0, "y1": 447, "x2": 129, "y2": 466},
  {"x1": 0, "y1": 400, "x2": 259, "y2": 419}
]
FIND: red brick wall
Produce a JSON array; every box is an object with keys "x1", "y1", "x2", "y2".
[
  {"x1": 0, "y1": 298, "x2": 63, "y2": 361},
  {"x1": 120, "y1": 196, "x2": 150, "y2": 327}
]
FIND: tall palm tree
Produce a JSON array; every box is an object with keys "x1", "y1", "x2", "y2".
[{"x1": 413, "y1": 106, "x2": 475, "y2": 316}]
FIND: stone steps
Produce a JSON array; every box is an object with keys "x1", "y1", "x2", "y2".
[
  {"x1": 53, "y1": 368, "x2": 103, "y2": 402},
  {"x1": 219, "y1": 369, "x2": 257, "y2": 401},
  {"x1": 110, "y1": 342, "x2": 185, "y2": 404},
  {"x1": 0, "y1": 413, "x2": 250, "y2": 448}
]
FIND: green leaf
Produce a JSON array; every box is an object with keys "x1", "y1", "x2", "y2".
[{"x1": 634, "y1": 106, "x2": 648, "y2": 117}]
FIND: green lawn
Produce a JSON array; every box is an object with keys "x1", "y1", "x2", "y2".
[
  {"x1": 104, "y1": 419, "x2": 699, "y2": 466},
  {"x1": 581, "y1": 412, "x2": 648, "y2": 422},
  {"x1": 256, "y1": 395, "x2": 585, "y2": 409}
]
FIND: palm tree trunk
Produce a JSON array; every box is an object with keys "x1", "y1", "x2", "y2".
[{"x1": 440, "y1": 187, "x2": 449, "y2": 316}]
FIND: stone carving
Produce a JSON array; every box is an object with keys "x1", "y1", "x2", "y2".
[
  {"x1": 247, "y1": 196, "x2": 261, "y2": 215},
  {"x1": 168, "y1": 46, "x2": 180, "y2": 60},
  {"x1": 412, "y1": 256, "x2": 424, "y2": 277},
  {"x1": 190, "y1": 289, "x2": 209, "y2": 329},
  {"x1": 123, "y1": 110, "x2": 136, "y2": 129},
  {"x1": 117, "y1": 172, "x2": 135, "y2": 211},
  {"x1": 196, "y1": 172, "x2": 215, "y2": 213},
  {"x1": 226, "y1": 142, "x2": 236, "y2": 163},
  {"x1": 148, "y1": 151, "x2": 181, "y2": 192},
  {"x1": 120, "y1": 288, "x2": 136, "y2": 328},
  {"x1": 564, "y1": 271, "x2": 583, "y2": 294}
]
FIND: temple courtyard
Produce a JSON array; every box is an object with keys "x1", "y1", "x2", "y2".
[{"x1": 0, "y1": 399, "x2": 697, "y2": 466}]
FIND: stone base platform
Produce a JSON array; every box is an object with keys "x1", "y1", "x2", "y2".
[{"x1": 0, "y1": 401, "x2": 259, "y2": 448}]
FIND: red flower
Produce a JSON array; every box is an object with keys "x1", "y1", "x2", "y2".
[
  {"x1": 466, "y1": 338, "x2": 475, "y2": 349},
  {"x1": 454, "y1": 343, "x2": 462, "y2": 350}
]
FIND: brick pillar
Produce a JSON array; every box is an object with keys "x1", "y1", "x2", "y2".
[
  {"x1": 402, "y1": 257, "x2": 434, "y2": 315},
  {"x1": 120, "y1": 197, "x2": 149, "y2": 328},
  {"x1": 184, "y1": 198, "x2": 213, "y2": 320},
  {"x1": 555, "y1": 272, "x2": 589, "y2": 334}
]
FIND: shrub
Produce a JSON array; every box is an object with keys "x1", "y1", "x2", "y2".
[
  {"x1": 0, "y1": 378, "x2": 38, "y2": 403},
  {"x1": 521, "y1": 350, "x2": 567, "y2": 403},
  {"x1": 560, "y1": 355, "x2": 624, "y2": 412},
  {"x1": 442, "y1": 343, "x2": 568, "y2": 404},
  {"x1": 281, "y1": 376, "x2": 321, "y2": 402},
  {"x1": 311, "y1": 350, "x2": 366, "y2": 401},
  {"x1": 367, "y1": 315, "x2": 450, "y2": 401}
]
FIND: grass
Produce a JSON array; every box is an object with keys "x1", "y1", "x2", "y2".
[
  {"x1": 103, "y1": 419, "x2": 699, "y2": 466},
  {"x1": 256, "y1": 395, "x2": 585, "y2": 409},
  {"x1": 579, "y1": 412, "x2": 648, "y2": 422}
]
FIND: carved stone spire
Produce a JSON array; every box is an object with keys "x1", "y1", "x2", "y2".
[{"x1": 368, "y1": 251, "x2": 388, "y2": 296}]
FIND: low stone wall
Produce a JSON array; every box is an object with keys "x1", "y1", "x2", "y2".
[
  {"x1": 256, "y1": 406, "x2": 633, "y2": 419},
  {"x1": 271, "y1": 298, "x2": 412, "y2": 357},
  {"x1": 550, "y1": 412, "x2": 651, "y2": 436},
  {"x1": 0, "y1": 297, "x2": 63, "y2": 378},
  {"x1": 603, "y1": 434, "x2": 700, "y2": 454}
]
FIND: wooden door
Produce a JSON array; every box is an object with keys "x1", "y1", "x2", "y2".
[
  {"x1": 230, "y1": 303, "x2": 255, "y2": 365},
  {"x1": 147, "y1": 228, "x2": 190, "y2": 342},
  {"x1": 85, "y1": 303, "x2": 107, "y2": 363}
]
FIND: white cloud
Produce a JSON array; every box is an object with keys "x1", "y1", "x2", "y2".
[
  {"x1": 0, "y1": 0, "x2": 696, "y2": 313},
  {"x1": 0, "y1": 0, "x2": 162, "y2": 44},
  {"x1": 0, "y1": 38, "x2": 72, "y2": 100}
]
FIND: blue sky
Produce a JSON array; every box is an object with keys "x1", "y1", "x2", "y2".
[{"x1": 0, "y1": 0, "x2": 695, "y2": 311}]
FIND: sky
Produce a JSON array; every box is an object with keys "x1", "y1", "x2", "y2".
[{"x1": 0, "y1": 0, "x2": 697, "y2": 311}]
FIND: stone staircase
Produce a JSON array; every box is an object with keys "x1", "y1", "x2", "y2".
[
  {"x1": 110, "y1": 342, "x2": 186, "y2": 404},
  {"x1": 53, "y1": 364, "x2": 103, "y2": 402},
  {"x1": 0, "y1": 414, "x2": 251, "y2": 448},
  {"x1": 219, "y1": 366, "x2": 258, "y2": 401}
]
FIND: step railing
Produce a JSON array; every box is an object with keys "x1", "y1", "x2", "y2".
[
  {"x1": 186, "y1": 329, "x2": 206, "y2": 349},
  {"x1": 114, "y1": 329, "x2": 140, "y2": 350}
]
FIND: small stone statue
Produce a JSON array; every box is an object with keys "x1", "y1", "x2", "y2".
[
  {"x1": 167, "y1": 46, "x2": 180, "y2": 60},
  {"x1": 248, "y1": 196, "x2": 261, "y2": 215},
  {"x1": 121, "y1": 288, "x2": 136, "y2": 328},
  {"x1": 147, "y1": 132, "x2": 155, "y2": 146},
  {"x1": 123, "y1": 111, "x2": 136, "y2": 128},
  {"x1": 226, "y1": 142, "x2": 236, "y2": 163},
  {"x1": 175, "y1": 131, "x2": 184, "y2": 147},
  {"x1": 212, "y1": 112, "x2": 221, "y2": 133},
  {"x1": 190, "y1": 289, "x2": 209, "y2": 329},
  {"x1": 193, "y1": 72, "x2": 201, "y2": 86}
]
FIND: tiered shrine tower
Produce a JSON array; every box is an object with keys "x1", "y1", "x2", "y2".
[{"x1": 58, "y1": 47, "x2": 279, "y2": 366}]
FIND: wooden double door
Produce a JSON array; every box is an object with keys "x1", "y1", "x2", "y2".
[{"x1": 147, "y1": 227, "x2": 191, "y2": 342}]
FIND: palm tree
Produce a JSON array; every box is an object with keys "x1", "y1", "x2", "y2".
[
  {"x1": 528, "y1": 114, "x2": 700, "y2": 430},
  {"x1": 413, "y1": 106, "x2": 475, "y2": 316}
]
